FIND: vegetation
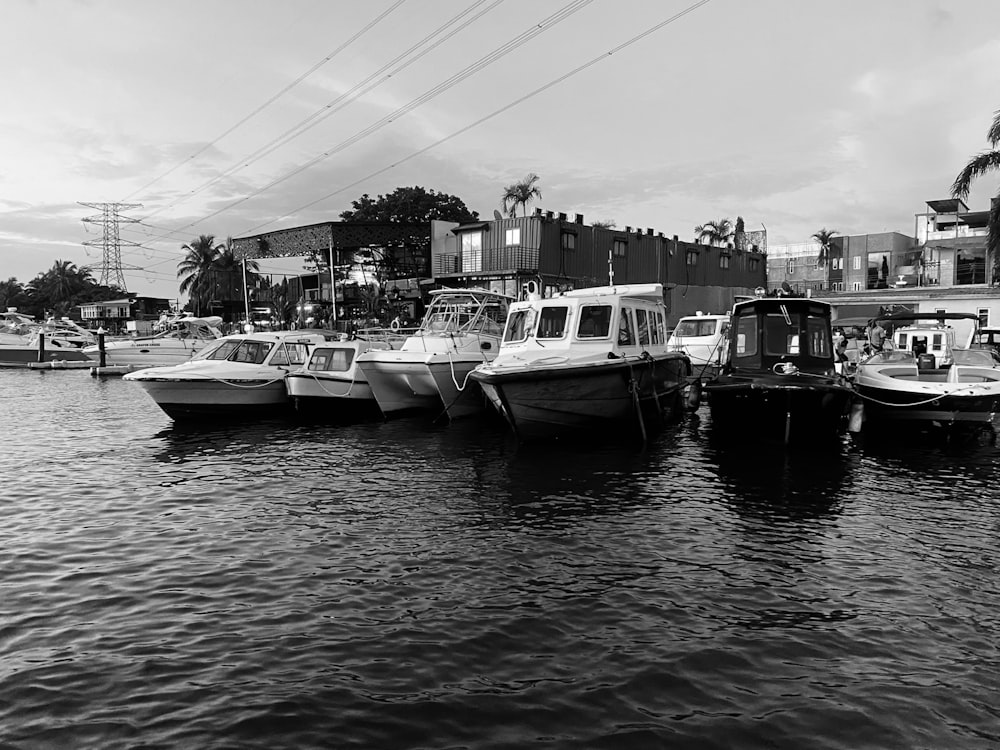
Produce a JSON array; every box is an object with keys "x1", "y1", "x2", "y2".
[
  {"x1": 0, "y1": 262, "x2": 122, "y2": 319},
  {"x1": 591, "y1": 220, "x2": 617, "y2": 229},
  {"x1": 339, "y1": 186, "x2": 478, "y2": 224},
  {"x1": 951, "y1": 108, "x2": 1000, "y2": 284},
  {"x1": 694, "y1": 218, "x2": 735, "y2": 247},
  {"x1": 811, "y1": 228, "x2": 838, "y2": 267},
  {"x1": 501, "y1": 173, "x2": 543, "y2": 218},
  {"x1": 176, "y1": 235, "x2": 259, "y2": 316}
]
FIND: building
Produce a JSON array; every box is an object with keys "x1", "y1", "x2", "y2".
[
  {"x1": 431, "y1": 209, "x2": 767, "y2": 325},
  {"x1": 77, "y1": 296, "x2": 172, "y2": 335}
]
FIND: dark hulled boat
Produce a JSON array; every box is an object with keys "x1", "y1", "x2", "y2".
[{"x1": 704, "y1": 296, "x2": 854, "y2": 444}]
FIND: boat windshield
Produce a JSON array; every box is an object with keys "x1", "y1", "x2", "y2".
[
  {"x1": 674, "y1": 318, "x2": 720, "y2": 337},
  {"x1": 867, "y1": 351, "x2": 915, "y2": 365},
  {"x1": 577, "y1": 305, "x2": 612, "y2": 339},
  {"x1": 194, "y1": 338, "x2": 273, "y2": 364},
  {"x1": 953, "y1": 348, "x2": 1000, "y2": 366}
]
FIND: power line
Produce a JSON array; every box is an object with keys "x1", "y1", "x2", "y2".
[
  {"x1": 146, "y1": 0, "x2": 594, "y2": 242},
  {"x1": 237, "y1": 0, "x2": 713, "y2": 236},
  {"x1": 120, "y1": 0, "x2": 409, "y2": 203},
  {"x1": 139, "y1": 0, "x2": 503, "y2": 223}
]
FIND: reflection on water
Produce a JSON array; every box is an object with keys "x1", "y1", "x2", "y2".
[{"x1": 1, "y1": 375, "x2": 999, "y2": 749}]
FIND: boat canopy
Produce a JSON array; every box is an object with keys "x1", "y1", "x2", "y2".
[{"x1": 877, "y1": 311, "x2": 980, "y2": 323}]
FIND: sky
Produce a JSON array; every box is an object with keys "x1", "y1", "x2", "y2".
[{"x1": 3, "y1": 0, "x2": 1000, "y2": 303}]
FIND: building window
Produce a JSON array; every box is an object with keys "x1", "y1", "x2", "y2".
[
  {"x1": 786, "y1": 259, "x2": 795, "y2": 275},
  {"x1": 561, "y1": 232, "x2": 576, "y2": 251},
  {"x1": 749, "y1": 257, "x2": 759, "y2": 271},
  {"x1": 461, "y1": 231, "x2": 483, "y2": 273},
  {"x1": 853, "y1": 256, "x2": 861, "y2": 271},
  {"x1": 852, "y1": 282, "x2": 863, "y2": 291},
  {"x1": 504, "y1": 227, "x2": 520, "y2": 246},
  {"x1": 686, "y1": 250, "x2": 698, "y2": 266},
  {"x1": 831, "y1": 257, "x2": 842, "y2": 270},
  {"x1": 979, "y1": 308, "x2": 990, "y2": 328},
  {"x1": 612, "y1": 239, "x2": 626, "y2": 257},
  {"x1": 719, "y1": 254, "x2": 730, "y2": 269}
]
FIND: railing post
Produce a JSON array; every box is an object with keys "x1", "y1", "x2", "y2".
[
  {"x1": 97, "y1": 327, "x2": 107, "y2": 367},
  {"x1": 36, "y1": 332, "x2": 45, "y2": 363}
]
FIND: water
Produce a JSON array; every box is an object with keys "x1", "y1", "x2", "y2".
[{"x1": 1, "y1": 369, "x2": 998, "y2": 749}]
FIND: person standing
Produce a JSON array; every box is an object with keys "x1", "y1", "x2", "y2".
[{"x1": 871, "y1": 320, "x2": 887, "y2": 352}]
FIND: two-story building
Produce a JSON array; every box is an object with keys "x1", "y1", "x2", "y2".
[{"x1": 431, "y1": 209, "x2": 766, "y2": 325}]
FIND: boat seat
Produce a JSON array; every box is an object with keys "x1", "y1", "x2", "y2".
[
  {"x1": 947, "y1": 366, "x2": 1000, "y2": 384},
  {"x1": 917, "y1": 353, "x2": 937, "y2": 370}
]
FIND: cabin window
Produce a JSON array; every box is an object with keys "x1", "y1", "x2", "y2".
[
  {"x1": 675, "y1": 319, "x2": 718, "y2": 337},
  {"x1": 577, "y1": 305, "x2": 612, "y2": 338},
  {"x1": 979, "y1": 308, "x2": 990, "y2": 327},
  {"x1": 613, "y1": 239, "x2": 627, "y2": 257},
  {"x1": 764, "y1": 314, "x2": 799, "y2": 356},
  {"x1": 503, "y1": 309, "x2": 535, "y2": 342},
  {"x1": 932, "y1": 333, "x2": 943, "y2": 352},
  {"x1": 536, "y1": 307, "x2": 568, "y2": 339},
  {"x1": 636, "y1": 309, "x2": 650, "y2": 346},
  {"x1": 231, "y1": 340, "x2": 272, "y2": 364},
  {"x1": 199, "y1": 339, "x2": 240, "y2": 360},
  {"x1": 618, "y1": 308, "x2": 636, "y2": 346},
  {"x1": 504, "y1": 227, "x2": 521, "y2": 246},
  {"x1": 734, "y1": 315, "x2": 758, "y2": 357},
  {"x1": 650, "y1": 311, "x2": 663, "y2": 345},
  {"x1": 308, "y1": 347, "x2": 353, "y2": 372},
  {"x1": 806, "y1": 315, "x2": 831, "y2": 357}
]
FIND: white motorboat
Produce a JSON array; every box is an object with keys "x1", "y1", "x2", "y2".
[
  {"x1": 852, "y1": 312, "x2": 1000, "y2": 435},
  {"x1": 355, "y1": 288, "x2": 512, "y2": 419},
  {"x1": 470, "y1": 283, "x2": 692, "y2": 442},
  {"x1": 83, "y1": 315, "x2": 224, "y2": 368},
  {"x1": 124, "y1": 330, "x2": 328, "y2": 420},
  {"x1": 0, "y1": 312, "x2": 95, "y2": 366},
  {"x1": 667, "y1": 311, "x2": 730, "y2": 380},
  {"x1": 285, "y1": 334, "x2": 396, "y2": 416}
]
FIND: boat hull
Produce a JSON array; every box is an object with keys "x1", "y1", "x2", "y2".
[
  {"x1": 357, "y1": 352, "x2": 488, "y2": 419},
  {"x1": 854, "y1": 383, "x2": 1000, "y2": 430},
  {"x1": 84, "y1": 342, "x2": 206, "y2": 368},
  {"x1": 0, "y1": 346, "x2": 93, "y2": 367},
  {"x1": 127, "y1": 378, "x2": 291, "y2": 420},
  {"x1": 473, "y1": 354, "x2": 689, "y2": 441},
  {"x1": 705, "y1": 376, "x2": 854, "y2": 443}
]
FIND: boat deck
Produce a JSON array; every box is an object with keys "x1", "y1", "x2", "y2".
[{"x1": 874, "y1": 365, "x2": 1000, "y2": 384}]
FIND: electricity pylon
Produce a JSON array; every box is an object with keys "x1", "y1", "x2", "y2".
[{"x1": 80, "y1": 202, "x2": 143, "y2": 291}]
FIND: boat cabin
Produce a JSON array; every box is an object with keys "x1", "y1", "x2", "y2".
[
  {"x1": 499, "y1": 283, "x2": 671, "y2": 356},
  {"x1": 882, "y1": 312, "x2": 978, "y2": 369},
  {"x1": 725, "y1": 298, "x2": 836, "y2": 375}
]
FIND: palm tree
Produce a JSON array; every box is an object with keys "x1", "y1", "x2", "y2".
[
  {"x1": 35, "y1": 260, "x2": 96, "y2": 316},
  {"x1": 501, "y1": 173, "x2": 542, "y2": 218},
  {"x1": 177, "y1": 235, "x2": 224, "y2": 315},
  {"x1": 952, "y1": 108, "x2": 1000, "y2": 284},
  {"x1": 812, "y1": 228, "x2": 838, "y2": 267},
  {"x1": 694, "y1": 218, "x2": 735, "y2": 247}
]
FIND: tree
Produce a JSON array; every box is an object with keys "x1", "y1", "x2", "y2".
[
  {"x1": 501, "y1": 173, "x2": 542, "y2": 218},
  {"x1": 177, "y1": 235, "x2": 224, "y2": 316},
  {"x1": 952, "y1": 108, "x2": 1000, "y2": 284},
  {"x1": 811, "y1": 228, "x2": 838, "y2": 267},
  {"x1": 33, "y1": 260, "x2": 98, "y2": 316},
  {"x1": 0, "y1": 278, "x2": 25, "y2": 311},
  {"x1": 694, "y1": 218, "x2": 735, "y2": 247},
  {"x1": 339, "y1": 186, "x2": 478, "y2": 224},
  {"x1": 591, "y1": 220, "x2": 617, "y2": 229}
]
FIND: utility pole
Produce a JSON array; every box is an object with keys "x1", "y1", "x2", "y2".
[{"x1": 80, "y1": 202, "x2": 143, "y2": 291}]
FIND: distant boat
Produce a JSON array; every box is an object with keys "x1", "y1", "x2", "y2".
[
  {"x1": 0, "y1": 312, "x2": 95, "y2": 366},
  {"x1": 355, "y1": 288, "x2": 513, "y2": 420},
  {"x1": 668, "y1": 311, "x2": 730, "y2": 381},
  {"x1": 703, "y1": 296, "x2": 854, "y2": 444},
  {"x1": 470, "y1": 283, "x2": 692, "y2": 442},
  {"x1": 82, "y1": 315, "x2": 224, "y2": 368},
  {"x1": 124, "y1": 330, "x2": 328, "y2": 420}
]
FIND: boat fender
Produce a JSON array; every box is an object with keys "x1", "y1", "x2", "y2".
[
  {"x1": 684, "y1": 379, "x2": 702, "y2": 411},
  {"x1": 848, "y1": 399, "x2": 864, "y2": 433}
]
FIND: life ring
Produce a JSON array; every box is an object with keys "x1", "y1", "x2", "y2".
[{"x1": 390, "y1": 318, "x2": 401, "y2": 331}]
